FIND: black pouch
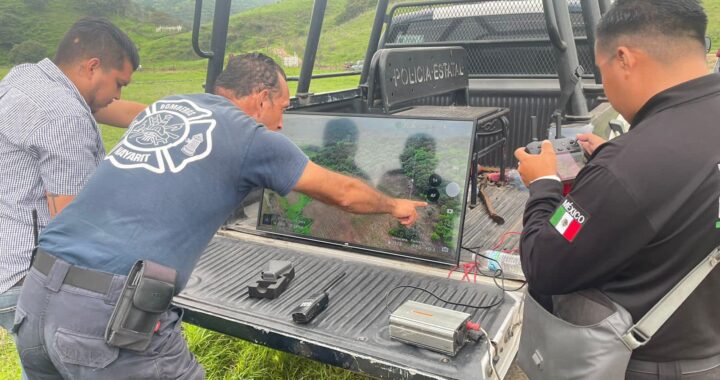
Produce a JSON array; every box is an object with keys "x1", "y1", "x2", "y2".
[{"x1": 105, "y1": 260, "x2": 176, "y2": 352}]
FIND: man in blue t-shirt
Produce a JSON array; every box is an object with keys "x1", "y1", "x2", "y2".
[{"x1": 14, "y1": 53, "x2": 426, "y2": 379}]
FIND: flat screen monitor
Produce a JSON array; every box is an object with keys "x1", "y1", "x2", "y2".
[{"x1": 257, "y1": 113, "x2": 475, "y2": 265}]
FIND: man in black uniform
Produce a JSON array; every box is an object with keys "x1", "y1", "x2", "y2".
[{"x1": 514, "y1": 0, "x2": 720, "y2": 378}]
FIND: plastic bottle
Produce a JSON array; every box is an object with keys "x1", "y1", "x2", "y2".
[
  {"x1": 505, "y1": 169, "x2": 527, "y2": 191},
  {"x1": 482, "y1": 250, "x2": 524, "y2": 279}
]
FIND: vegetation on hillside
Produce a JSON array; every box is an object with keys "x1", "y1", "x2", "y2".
[
  {"x1": 141, "y1": 0, "x2": 377, "y2": 68},
  {"x1": 0, "y1": 0, "x2": 166, "y2": 65},
  {"x1": 0, "y1": 0, "x2": 379, "y2": 68},
  {"x1": 133, "y1": 0, "x2": 277, "y2": 26}
]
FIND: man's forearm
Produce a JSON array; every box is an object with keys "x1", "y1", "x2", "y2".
[
  {"x1": 94, "y1": 100, "x2": 146, "y2": 128},
  {"x1": 293, "y1": 162, "x2": 422, "y2": 225},
  {"x1": 337, "y1": 177, "x2": 396, "y2": 215}
]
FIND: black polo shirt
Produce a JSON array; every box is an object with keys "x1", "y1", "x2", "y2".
[{"x1": 520, "y1": 73, "x2": 720, "y2": 361}]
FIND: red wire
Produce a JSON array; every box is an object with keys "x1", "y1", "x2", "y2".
[
  {"x1": 448, "y1": 230, "x2": 522, "y2": 281},
  {"x1": 492, "y1": 231, "x2": 521, "y2": 253}
]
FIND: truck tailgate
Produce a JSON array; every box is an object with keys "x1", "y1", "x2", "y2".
[{"x1": 174, "y1": 231, "x2": 523, "y2": 379}]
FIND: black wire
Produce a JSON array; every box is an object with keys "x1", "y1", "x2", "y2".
[
  {"x1": 461, "y1": 246, "x2": 527, "y2": 292},
  {"x1": 382, "y1": 245, "x2": 529, "y2": 315},
  {"x1": 384, "y1": 285, "x2": 505, "y2": 314}
]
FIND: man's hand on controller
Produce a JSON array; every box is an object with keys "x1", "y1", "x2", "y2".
[
  {"x1": 514, "y1": 140, "x2": 557, "y2": 186},
  {"x1": 576, "y1": 133, "x2": 606, "y2": 156}
]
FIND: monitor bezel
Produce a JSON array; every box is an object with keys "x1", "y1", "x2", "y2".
[{"x1": 255, "y1": 110, "x2": 477, "y2": 267}]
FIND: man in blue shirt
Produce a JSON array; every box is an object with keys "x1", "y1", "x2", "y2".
[{"x1": 14, "y1": 53, "x2": 426, "y2": 379}]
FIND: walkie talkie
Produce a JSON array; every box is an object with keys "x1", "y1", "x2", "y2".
[{"x1": 291, "y1": 272, "x2": 346, "y2": 324}]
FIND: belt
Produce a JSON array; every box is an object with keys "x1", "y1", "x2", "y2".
[
  {"x1": 32, "y1": 249, "x2": 113, "y2": 294},
  {"x1": 627, "y1": 353, "x2": 720, "y2": 375}
]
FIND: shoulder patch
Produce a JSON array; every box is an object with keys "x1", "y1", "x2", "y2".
[{"x1": 549, "y1": 196, "x2": 590, "y2": 242}]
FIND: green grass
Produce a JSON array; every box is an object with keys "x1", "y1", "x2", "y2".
[
  {"x1": 184, "y1": 325, "x2": 365, "y2": 379},
  {"x1": 705, "y1": 0, "x2": 720, "y2": 50},
  {"x1": 0, "y1": 325, "x2": 366, "y2": 380},
  {"x1": 0, "y1": 330, "x2": 20, "y2": 379}
]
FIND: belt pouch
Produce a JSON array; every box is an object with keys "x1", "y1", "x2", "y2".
[{"x1": 105, "y1": 260, "x2": 176, "y2": 352}]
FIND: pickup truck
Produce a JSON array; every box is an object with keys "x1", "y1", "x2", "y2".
[{"x1": 176, "y1": 1, "x2": 619, "y2": 379}]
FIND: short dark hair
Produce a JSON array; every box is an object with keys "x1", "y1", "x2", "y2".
[
  {"x1": 596, "y1": 0, "x2": 707, "y2": 58},
  {"x1": 214, "y1": 53, "x2": 287, "y2": 97},
  {"x1": 55, "y1": 17, "x2": 139, "y2": 71}
]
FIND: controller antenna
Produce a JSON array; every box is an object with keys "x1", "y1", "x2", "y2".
[{"x1": 531, "y1": 116, "x2": 538, "y2": 142}]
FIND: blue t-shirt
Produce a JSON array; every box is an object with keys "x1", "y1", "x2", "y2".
[{"x1": 40, "y1": 94, "x2": 309, "y2": 291}]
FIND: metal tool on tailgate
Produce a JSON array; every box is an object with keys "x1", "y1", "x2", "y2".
[{"x1": 479, "y1": 175, "x2": 505, "y2": 225}]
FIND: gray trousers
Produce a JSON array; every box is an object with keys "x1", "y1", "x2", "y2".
[{"x1": 14, "y1": 260, "x2": 205, "y2": 379}]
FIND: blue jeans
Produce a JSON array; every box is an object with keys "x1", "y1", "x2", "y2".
[{"x1": 0, "y1": 284, "x2": 22, "y2": 331}]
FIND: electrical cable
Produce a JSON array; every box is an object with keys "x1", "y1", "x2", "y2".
[
  {"x1": 384, "y1": 234, "x2": 523, "y2": 323},
  {"x1": 480, "y1": 327, "x2": 501, "y2": 380},
  {"x1": 384, "y1": 284, "x2": 504, "y2": 315},
  {"x1": 457, "y1": 246, "x2": 527, "y2": 292},
  {"x1": 471, "y1": 248, "x2": 527, "y2": 292}
]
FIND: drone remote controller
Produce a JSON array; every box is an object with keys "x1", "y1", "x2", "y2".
[
  {"x1": 525, "y1": 137, "x2": 582, "y2": 155},
  {"x1": 525, "y1": 137, "x2": 586, "y2": 183}
]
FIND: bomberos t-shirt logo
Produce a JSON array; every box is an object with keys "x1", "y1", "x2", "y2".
[{"x1": 106, "y1": 99, "x2": 216, "y2": 174}]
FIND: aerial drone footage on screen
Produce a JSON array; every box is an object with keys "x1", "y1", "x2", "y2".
[{"x1": 257, "y1": 113, "x2": 475, "y2": 265}]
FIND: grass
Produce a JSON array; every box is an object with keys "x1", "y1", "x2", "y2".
[
  {"x1": 704, "y1": 0, "x2": 720, "y2": 50},
  {"x1": 0, "y1": 66, "x2": 367, "y2": 380},
  {"x1": 0, "y1": 330, "x2": 20, "y2": 378},
  {"x1": 0, "y1": 325, "x2": 366, "y2": 379}
]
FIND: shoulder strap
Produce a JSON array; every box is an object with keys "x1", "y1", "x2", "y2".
[{"x1": 622, "y1": 246, "x2": 720, "y2": 350}]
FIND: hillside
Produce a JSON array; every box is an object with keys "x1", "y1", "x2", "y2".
[
  {"x1": 0, "y1": 0, "x2": 377, "y2": 69},
  {"x1": 0, "y1": 0, "x2": 173, "y2": 65},
  {"x1": 141, "y1": 0, "x2": 377, "y2": 69},
  {"x1": 132, "y1": 0, "x2": 277, "y2": 26}
]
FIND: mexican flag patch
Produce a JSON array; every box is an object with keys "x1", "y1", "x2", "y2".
[{"x1": 549, "y1": 197, "x2": 589, "y2": 242}]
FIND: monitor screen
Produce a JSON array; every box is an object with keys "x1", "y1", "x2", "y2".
[{"x1": 257, "y1": 113, "x2": 475, "y2": 265}]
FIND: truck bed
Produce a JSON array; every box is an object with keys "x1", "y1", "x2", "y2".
[{"x1": 174, "y1": 184, "x2": 528, "y2": 379}]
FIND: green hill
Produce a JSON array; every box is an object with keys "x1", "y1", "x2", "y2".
[
  {"x1": 141, "y1": 0, "x2": 377, "y2": 69},
  {"x1": 0, "y1": 0, "x2": 173, "y2": 65},
  {"x1": 132, "y1": 0, "x2": 278, "y2": 26},
  {"x1": 0, "y1": 0, "x2": 377, "y2": 69}
]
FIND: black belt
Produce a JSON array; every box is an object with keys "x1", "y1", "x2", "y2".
[
  {"x1": 32, "y1": 249, "x2": 113, "y2": 294},
  {"x1": 627, "y1": 353, "x2": 720, "y2": 375}
]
